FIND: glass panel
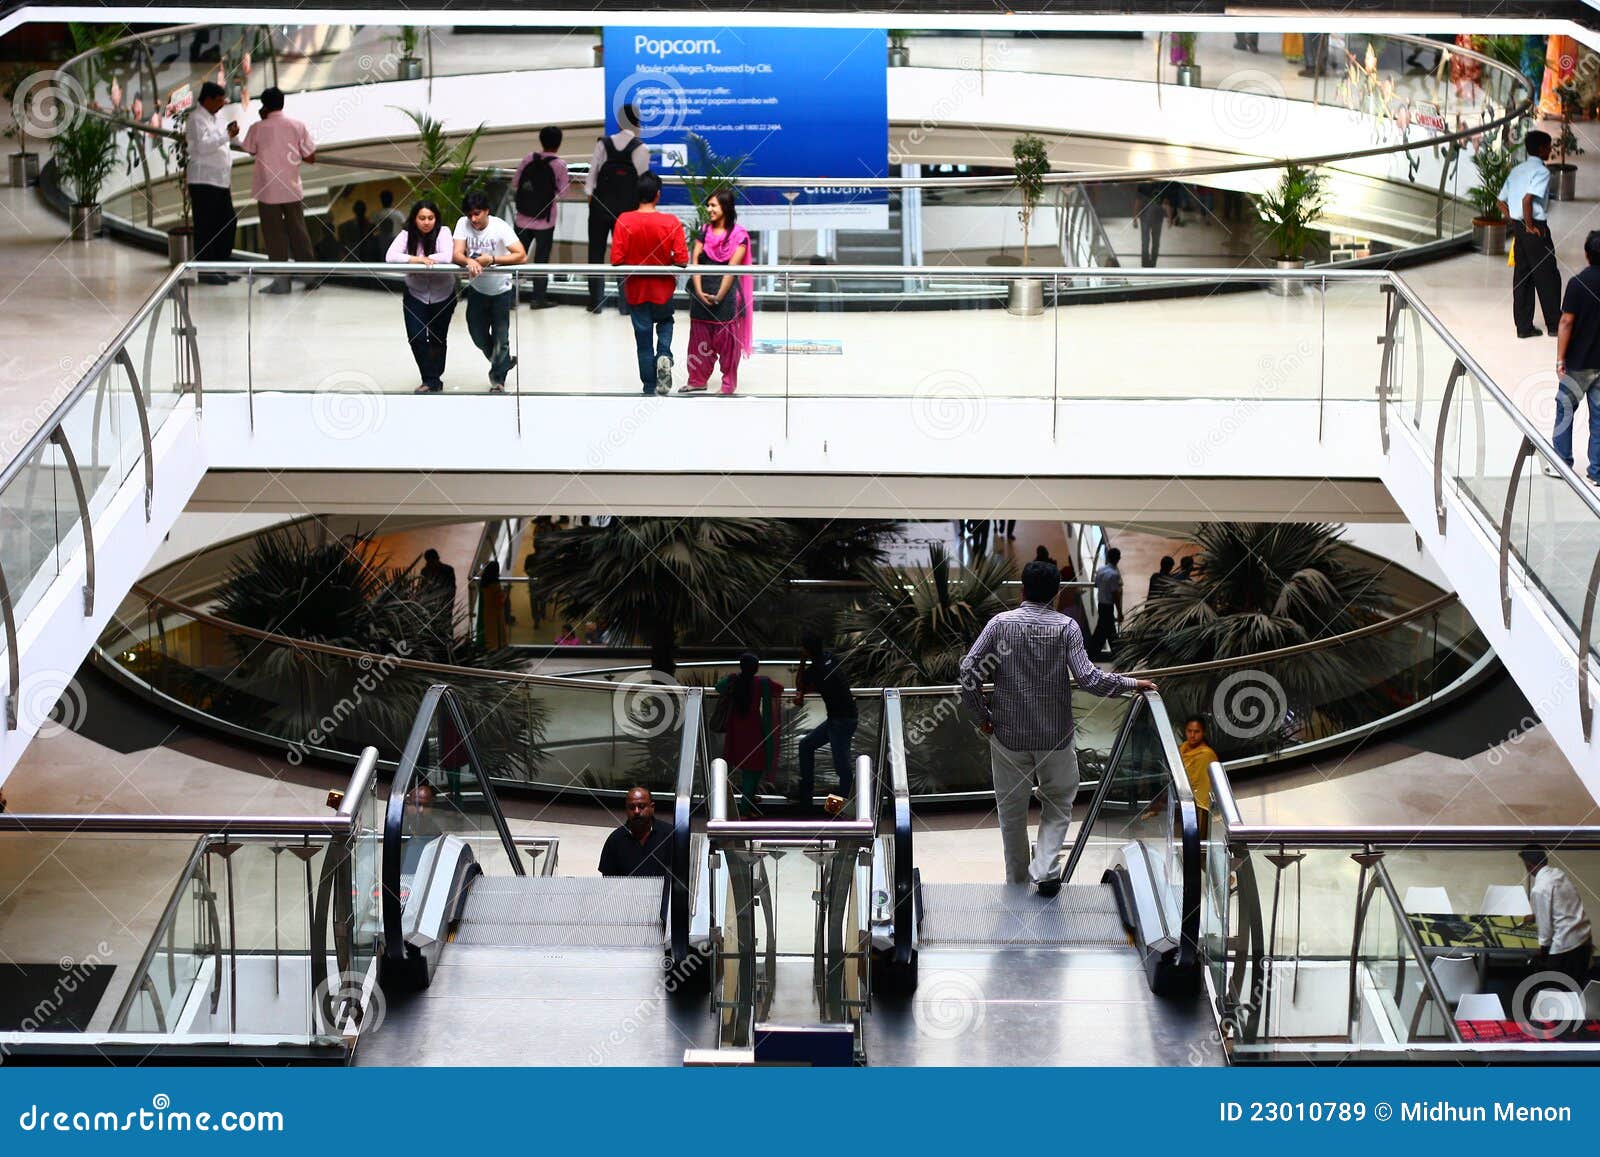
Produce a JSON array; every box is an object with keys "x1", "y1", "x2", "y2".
[
  {"x1": 0, "y1": 441, "x2": 60, "y2": 627},
  {"x1": 1517, "y1": 448, "x2": 1600, "y2": 646},
  {"x1": 1450, "y1": 369, "x2": 1523, "y2": 527},
  {"x1": 400, "y1": 707, "x2": 515, "y2": 880},
  {"x1": 1070, "y1": 696, "x2": 1175, "y2": 890},
  {"x1": 1393, "y1": 299, "x2": 1458, "y2": 442}
]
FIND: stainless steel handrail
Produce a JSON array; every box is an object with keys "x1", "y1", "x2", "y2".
[
  {"x1": 106, "y1": 833, "x2": 211, "y2": 1032},
  {"x1": 1372, "y1": 855, "x2": 1465, "y2": 1047}
]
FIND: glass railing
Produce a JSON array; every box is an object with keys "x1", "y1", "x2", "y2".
[
  {"x1": 54, "y1": 24, "x2": 1528, "y2": 278},
  {"x1": 97, "y1": 579, "x2": 1490, "y2": 801},
  {"x1": 0, "y1": 265, "x2": 200, "y2": 732},
  {"x1": 1208, "y1": 762, "x2": 1600, "y2": 1061},
  {"x1": 0, "y1": 750, "x2": 380, "y2": 1059}
]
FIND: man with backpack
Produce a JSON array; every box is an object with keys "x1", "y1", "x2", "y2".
[
  {"x1": 585, "y1": 103, "x2": 651, "y2": 313},
  {"x1": 512, "y1": 126, "x2": 569, "y2": 310}
]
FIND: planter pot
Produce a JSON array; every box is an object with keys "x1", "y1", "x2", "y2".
[
  {"x1": 1472, "y1": 218, "x2": 1507, "y2": 256},
  {"x1": 69, "y1": 203, "x2": 101, "y2": 241},
  {"x1": 167, "y1": 228, "x2": 194, "y2": 266},
  {"x1": 1548, "y1": 162, "x2": 1577, "y2": 202},
  {"x1": 1007, "y1": 277, "x2": 1044, "y2": 316},
  {"x1": 592, "y1": 44, "x2": 603, "y2": 67},
  {"x1": 1176, "y1": 64, "x2": 1202, "y2": 87},
  {"x1": 8, "y1": 151, "x2": 39, "y2": 187},
  {"x1": 1269, "y1": 257, "x2": 1307, "y2": 297},
  {"x1": 888, "y1": 45, "x2": 910, "y2": 67},
  {"x1": 397, "y1": 56, "x2": 423, "y2": 81}
]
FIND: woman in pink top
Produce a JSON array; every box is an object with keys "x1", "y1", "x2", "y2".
[
  {"x1": 685, "y1": 189, "x2": 753, "y2": 395},
  {"x1": 384, "y1": 200, "x2": 457, "y2": 394}
]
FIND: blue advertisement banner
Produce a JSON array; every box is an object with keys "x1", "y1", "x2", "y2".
[
  {"x1": 602, "y1": 26, "x2": 889, "y2": 229},
  {"x1": 1, "y1": 1067, "x2": 1595, "y2": 1153}
]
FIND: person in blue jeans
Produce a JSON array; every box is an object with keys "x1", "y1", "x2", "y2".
[
  {"x1": 790, "y1": 631, "x2": 859, "y2": 806},
  {"x1": 1554, "y1": 230, "x2": 1600, "y2": 482},
  {"x1": 610, "y1": 170, "x2": 687, "y2": 395}
]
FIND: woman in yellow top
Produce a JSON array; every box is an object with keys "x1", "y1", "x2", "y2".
[{"x1": 1179, "y1": 715, "x2": 1218, "y2": 814}]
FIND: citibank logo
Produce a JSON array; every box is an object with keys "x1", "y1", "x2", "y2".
[{"x1": 635, "y1": 35, "x2": 721, "y2": 57}]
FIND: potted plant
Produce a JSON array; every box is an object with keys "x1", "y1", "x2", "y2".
[
  {"x1": 1467, "y1": 143, "x2": 1513, "y2": 255},
  {"x1": 1008, "y1": 132, "x2": 1049, "y2": 316},
  {"x1": 1253, "y1": 162, "x2": 1327, "y2": 296},
  {"x1": 166, "y1": 105, "x2": 193, "y2": 265},
  {"x1": 393, "y1": 25, "x2": 423, "y2": 82},
  {"x1": 2, "y1": 65, "x2": 42, "y2": 186},
  {"x1": 1548, "y1": 83, "x2": 1583, "y2": 202},
  {"x1": 1173, "y1": 32, "x2": 1201, "y2": 87},
  {"x1": 888, "y1": 31, "x2": 911, "y2": 68},
  {"x1": 53, "y1": 110, "x2": 117, "y2": 240}
]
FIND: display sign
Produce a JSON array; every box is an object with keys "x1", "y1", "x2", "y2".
[{"x1": 603, "y1": 26, "x2": 889, "y2": 229}]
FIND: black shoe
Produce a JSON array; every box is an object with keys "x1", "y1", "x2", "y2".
[
  {"x1": 1036, "y1": 877, "x2": 1062, "y2": 898},
  {"x1": 1518, "y1": 328, "x2": 1543, "y2": 339},
  {"x1": 259, "y1": 281, "x2": 292, "y2": 295},
  {"x1": 529, "y1": 299, "x2": 556, "y2": 310},
  {"x1": 587, "y1": 302, "x2": 604, "y2": 314},
  {"x1": 198, "y1": 273, "x2": 230, "y2": 285}
]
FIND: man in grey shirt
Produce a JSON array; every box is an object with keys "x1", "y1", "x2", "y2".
[
  {"x1": 960, "y1": 559, "x2": 1156, "y2": 895},
  {"x1": 1087, "y1": 546, "x2": 1124, "y2": 659}
]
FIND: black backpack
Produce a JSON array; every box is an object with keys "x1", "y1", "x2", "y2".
[
  {"x1": 515, "y1": 153, "x2": 558, "y2": 221},
  {"x1": 593, "y1": 135, "x2": 641, "y2": 222}
]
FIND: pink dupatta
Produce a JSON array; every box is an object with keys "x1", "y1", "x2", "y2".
[{"x1": 702, "y1": 223, "x2": 754, "y2": 355}]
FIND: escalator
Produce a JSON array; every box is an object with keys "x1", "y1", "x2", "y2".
[
  {"x1": 864, "y1": 687, "x2": 1221, "y2": 1066},
  {"x1": 358, "y1": 684, "x2": 715, "y2": 1066}
]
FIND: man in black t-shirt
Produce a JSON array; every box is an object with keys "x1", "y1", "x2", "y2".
[
  {"x1": 598, "y1": 787, "x2": 673, "y2": 877},
  {"x1": 1555, "y1": 230, "x2": 1600, "y2": 483},
  {"x1": 791, "y1": 631, "x2": 860, "y2": 805}
]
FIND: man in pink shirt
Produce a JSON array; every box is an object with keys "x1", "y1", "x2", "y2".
[
  {"x1": 240, "y1": 87, "x2": 317, "y2": 294},
  {"x1": 512, "y1": 125, "x2": 570, "y2": 310}
]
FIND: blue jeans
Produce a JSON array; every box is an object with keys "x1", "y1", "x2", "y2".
[
  {"x1": 629, "y1": 300, "x2": 674, "y2": 390},
  {"x1": 796, "y1": 716, "x2": 858, "y2": 799},
  {"x1": 465, "y1": 289, "x2": 513, "y2": 384},
  {"x1": 401, "y1": 291, "x2": 456, "y2": 391},
  {"x1": 1554, "y1": 368, "x2": 1600, "y2": 481}
]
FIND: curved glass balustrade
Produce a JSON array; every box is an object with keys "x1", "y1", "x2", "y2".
[
  {"x1": 52, "y1": 24, "x2": 1530, "y2": 283},
  {"x1": 95, "y1": 579, "x2": 1489, "y2": 801}
]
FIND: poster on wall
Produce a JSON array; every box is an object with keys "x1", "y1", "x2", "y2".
[{"x1": 603, "y1": 26, "x2": 889, "y2": 229}]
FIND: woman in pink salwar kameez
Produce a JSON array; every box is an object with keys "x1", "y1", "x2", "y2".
[{"x1": 685, "y1": 189, "x2": 753, "y2": 395}]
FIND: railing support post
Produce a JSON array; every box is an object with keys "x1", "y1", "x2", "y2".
[
  {"x1": 1579, "y1": 547, "x2": 1600, "y2": 740},
  {"x1": 49, "y1": 427, "x2": 95, "y2": 615},
  {"x1": 1433, "y1": 358, "x2": 1466, "y2": 535},
  {"x1": 1500, "y1": 435, "x2": 1536, "y2": 629},
  {"x1": 1376, "y1": 282, "x2": 1399, "y2": 454}
]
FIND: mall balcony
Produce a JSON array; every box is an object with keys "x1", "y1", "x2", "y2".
[{"x1": 3, "y1": 15, "x2": 1600, "y2": 1066}]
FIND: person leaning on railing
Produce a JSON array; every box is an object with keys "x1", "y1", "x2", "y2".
[
  {"x1": 1497, "y1": 130, "x2": 1561, "y2": 341},
  {"x1": 960, "y1": 559, "x2": 1156, "y2": 897},
  {"x1": 238, "y1": 86, "x2": 318, "y2": 295}
]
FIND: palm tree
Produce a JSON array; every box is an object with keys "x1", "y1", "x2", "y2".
[
  {"x1": 526, "y1": 518, "x2": 799, "y2": 673},
  {"x1": 835, "y1": 542, "x2": 1014, "y2": 686},
  {"x1": 208, "y1": 527, "x2": 545, "y2": 774},
  {"x1": 1116, "y1": 522, "x2": 1399, "y2": 755},
  {"x1": 783, "y1": 518, "x2": 904, "y2": 579}
]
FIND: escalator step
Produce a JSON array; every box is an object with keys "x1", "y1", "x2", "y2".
[{"x1": 918, "y1": 883, "x2": 1130, "y2": 947}]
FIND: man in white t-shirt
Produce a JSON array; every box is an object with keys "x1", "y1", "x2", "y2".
[{"x1": 454, "y1": 190, "x2": 527, "y2": 392}]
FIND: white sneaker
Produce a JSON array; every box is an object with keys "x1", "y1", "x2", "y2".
[{"x1": 655, "y1": 354, "x2": 673, "y2": 395}]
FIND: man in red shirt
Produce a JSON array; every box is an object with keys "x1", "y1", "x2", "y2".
[{"x1": 610, "y1": 171, "x2": 689, "y2": 395}]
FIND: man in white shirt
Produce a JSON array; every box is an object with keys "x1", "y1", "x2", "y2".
[
  {"x1": 1497, "y1": 130, "x2": 1562, "y2": 340},
  {"x1": 584, "y1": 103, "x2": 651, "y2": 313},
  {"x1": 186, "y1": 81, "x2": 238, "y2": 284},
  {"x1": 1521, "y1": 845, "x2": 1593, "y2": 986},
  {"x1": 454, "y1": 190, "x2": 526, "y2": 393}
]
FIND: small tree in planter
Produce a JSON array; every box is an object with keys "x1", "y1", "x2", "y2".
[
  {"x1": 1, "y1": 65, "x2": 42, "y2": 186},
  {"x1": 1254, "y1": 163, "x2": 1327, "y2": 266},
  {"x1": 165, "y1": 102, "x2": 194, "y2": 264},
  {"x1": 392, "y1": 25, "x2": 424, "y2": 81},
  {"x1": 1009, "y1": 133, "x2": 1049, "y2": 314},
  {"x1": 395, "y1": 107, "x2": 486, "y2": 217},
  {"x1": 678, "y1": 132, "x2": 748, "y2": 234},
  {"x1": 1467, "y1": 142, "x2": 1513, "y2": 255},
  {"x1": 1171, "y1": 32, "x2": 1201, "y2": 85},
  {"x1": 888, "y1": 31, "x2": 911, "y2": 67},
  {"x1": 54, "y1": 110, "x2": 118, "y2": 240},
  {"x1": 1548, "y1": 83, "x2": 1584, "y2": 201}
]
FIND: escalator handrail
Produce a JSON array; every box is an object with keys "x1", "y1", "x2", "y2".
[
  {"x1": 880, "y1": 688, "x2": 915, "y2": 967},
  {"x1": 1060, "y1": 692, "x2": 1148, "y2": 886},
  {"x1": 1141, "y1": 691, "x2": 1203, "y2": 970},
  {"x1": 669, "y1": 686, "x2": 703, "y2": 967},
  {"x1": 382, "y1": 683, "x2": 524, "y2": 963}
]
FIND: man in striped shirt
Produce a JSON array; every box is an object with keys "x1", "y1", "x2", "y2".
[{"x1": 960, "y1": 559, "x2": 1155, "y2": 895}]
